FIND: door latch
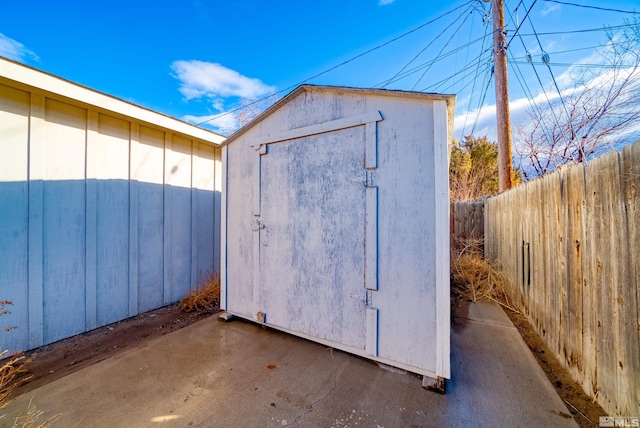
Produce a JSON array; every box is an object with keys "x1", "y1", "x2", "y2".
[{"x1": 252, "y1": 216, "x2": 265, "y2": 231}]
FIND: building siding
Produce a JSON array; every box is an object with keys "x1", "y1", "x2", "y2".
[{"x1": 0, "y1": 68, "x2": 223, "y2": 352}]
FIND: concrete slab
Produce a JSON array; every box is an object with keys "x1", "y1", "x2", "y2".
[{"x1": 1, "y1": 302, "x2": 576, "y2": 427}]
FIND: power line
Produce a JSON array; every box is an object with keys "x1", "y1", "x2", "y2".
[
  {"x1": 504, "y1": 1, "x2": 558, "y2": 148},
  {"x1": 196, "y1": 0, "x2": 638, "y2": 138},
  {"x1": 196, "y1": 1, "x2": 475, "y2": 126},
  {"x1": 517, "y1": 22, "x2": 636, "y2": 36},
  {"x1": 381, "y1": 3, "x2": 474, "y2": 88},
  {"x1": 383, "y1": 2, "x2": 493, "y2": 135},
  {"x1": 504, "y1": 1, "x2": 565, "y2": 144},
  {"x1": 510, "y1": 44, "x2": 602, "y2": 59},
  {"x1": 504, "y1": 0, "x2": 525, "y2": 28},
  {"x1": 457, "y1": 0, "x2": 628, "y2": 140},
  {"x1": 470, "y1": 66, "x2": 494, "y2": 136},
  {"x1": 412, "y1": 6, "x2": 476, "y2": 89},
  {"x1": 507, "y1": 53, "x2": 538, "y2": 114},
  {"x1": 507, "y1": 49, "x2": 556, "y2": 148},
  {"x1": 527, "y1": 11, "x2": 578, "y2": 144},
  {"x1": 509, "y1": 61, "x2": 634, "y2": 69},
  {"x1": 506, "y1": 0, "x2": 537, "y2": 49},
  {"x1": 425, "y1": 48, "x2": 493, "y2": 91},
  {"x1": 461, "y1": 25, "x2": 495, "y2": 137},
  {"x1": 541, "y1": 0, "x2": 640, "y2": 15},
  {"x1": 456, "y1": 56, "x2": 493, "y2": 134},
  {"x1": 459, "y1": 14, "x2": 493, "y2": 137},
  {"x1": 375, "y1": 34, "x2": 488, "y2": 88},
  {"x1": 456, "y1": 1, "x2": 479, "y2": 95},
  {"x1": 422, "y1": 48, "x2": 492, "y2": 92},
  {"x1": 438, "y1": 59, "x2": 491, "y2": 94}
]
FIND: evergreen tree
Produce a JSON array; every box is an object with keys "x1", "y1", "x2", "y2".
[{"x1": 450, "y1": 135, "x2": 522, "y2": 201}]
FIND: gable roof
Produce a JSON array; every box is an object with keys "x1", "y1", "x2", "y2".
[
  {"x1": 0, "y1": 56, "x2": 225, "y2": 145},
  {"x1": 221, "y1": 85, "x2": 455, "y2": 147}
]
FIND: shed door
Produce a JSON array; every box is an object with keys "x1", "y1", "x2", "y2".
[{"x1": 257, "y1": 126, "x2": 370, "y2": 349}]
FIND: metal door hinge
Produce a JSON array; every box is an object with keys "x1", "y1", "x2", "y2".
[
  {"x1": 349, "y1": 171, "x2": 376, "y2": 187},
  {"x1": 365, "y1": 170, "x2": 375, "y2": 188}
]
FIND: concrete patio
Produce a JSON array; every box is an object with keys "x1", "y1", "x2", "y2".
[{"x1": 1, "y1": 302, "x2": 576, "y2": 427}]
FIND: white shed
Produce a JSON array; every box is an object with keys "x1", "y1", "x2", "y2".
[
  {"x1": 221, "y1": 85, "x2": 454, "y2": 389},
  {"x1": 0, "y1": 57, "x2": 225, "y2": 353}
]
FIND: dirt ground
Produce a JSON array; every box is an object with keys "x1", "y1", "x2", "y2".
[
  {"x1": 451, "y1": 288, "x2": 607, "y2": 428},
  {"x1": 10, "y1": 304, "x2": 219, "y2": 399},
  {"x1": 9, "y1": 294, "x2": 607, "y2": 427}
]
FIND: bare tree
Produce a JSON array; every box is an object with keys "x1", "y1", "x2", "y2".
[
  {"x1": 235, "y1": 96, "x2": 277, "y2": 128},
  {"x1": 515, "y1": 20, "x2": 640, "y2": 179}
]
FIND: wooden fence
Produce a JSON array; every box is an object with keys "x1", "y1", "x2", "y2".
[
  {"x1": 485, "y1": 141, "x2": 640, "y2": 417},
  {"x1": 450, "y1": 201, "x2": 484, "y2": 253}
]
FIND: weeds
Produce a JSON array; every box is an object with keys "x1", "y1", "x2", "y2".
[
  {"x1": 1, "y1": 301, "x2": 57, "y2": 427},
  {"x1": 0, "y1": 350, "x2": 31, "y2": 410},
  {"x1": 9, "y1": 398, "x2": 60, "y2": 428},
  {"x1": 179, "y1": 272, "x2": 220, "y2": 313},
  {"x1": 450, "y1": 238, "x2": 519, "y2": 313},
  {"x1": 0, "y1": 302, "x2": 32, "y2": 410}
]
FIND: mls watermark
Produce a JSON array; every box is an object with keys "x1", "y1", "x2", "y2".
[{"x1": 600, "y1": 416, "x2": 639, "y2": 427}]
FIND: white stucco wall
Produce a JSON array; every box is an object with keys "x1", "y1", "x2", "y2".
[{"x1": 0, "y1": 58, "x2": 224, "y2": 352}]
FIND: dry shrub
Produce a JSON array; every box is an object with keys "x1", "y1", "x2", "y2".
[
  {"x1": 0, "y1": 301, "x2": 32, "y2": 410},
  {"x1": 179, "y1": 272, "x2": 220, "y2": 313},
  {"x1": 0, "y1": 302, "x2": 57, "y2": 427},
  {"x1": 9, "y1": 398, "x2": 61, "y2": 427},
  {"x1": 0, "y1": 350, "x2": 31, "y2": 409},
  {"x1": 451, "y1": 239, "x2": 519, "y2": 312}
]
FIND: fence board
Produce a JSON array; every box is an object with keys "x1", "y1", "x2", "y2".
[
  {"x1": 450, "y1": 201, "x2": 484, "y2": 252},
  {"x1": 565, "y1": 163, "x2": 585, "y2": 383},
  {"x1": 589, "y1": 151, "x2": 618, "y2": 413},
  {"x1": 582, "y1": 156, "x2": 599, "y2": 399},
  {"x1": 525, "y1": 180, "x2": 537, "y2": 324},
  {"x1": 485, "y1": 141, "x2": 640, "y2": 417},
  {"x1": 608, "y1": 151, "x2": 629, "y2": 416},
  {"x1": 620, "y1": 143, "x2": 640, "y2": 415}
]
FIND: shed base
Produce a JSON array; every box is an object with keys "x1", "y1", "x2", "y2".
[
  {"x1": 224, "y1": 311, "x2": 446, "y2": 386},
  {"x1": 217, "y1": 312, "x2": 235, "y2": 322},
  {"x1": 422, "y1": 375, "x2": 446, "y2": 394}
]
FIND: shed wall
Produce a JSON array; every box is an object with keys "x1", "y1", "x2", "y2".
[
  {"x1": 223, "y1": 88, "x2": 451, "y2": 379},
  {"x1": 0, "y1": 81, "x2": 222, "y2": 352}
]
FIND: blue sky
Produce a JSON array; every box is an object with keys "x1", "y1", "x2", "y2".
[{"x1": 1, "y1": 0, "x2": 638, "y2": 143}]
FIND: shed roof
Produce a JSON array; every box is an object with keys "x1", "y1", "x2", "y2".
[
  {"x1": 0, "y1": 56, "x2": 225, "y2": 145},
  {"x1": 221, "y1": 84, "x2": 455, "y2": 147}
]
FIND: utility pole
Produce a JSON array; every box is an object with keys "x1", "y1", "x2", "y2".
[{"x1": 490, "y1": 0, "x2": 514, "y2": 192}]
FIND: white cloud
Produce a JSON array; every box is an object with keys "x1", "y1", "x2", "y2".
[
  {"x1": 539, "y1": 3, "x2": 560, "y2": 16},
  {"x1": 211, "y1": 98, "x2": 225, "y2": 111},
  {"x1": 0, "y1": 33, "x2": 38, "y2": 63},
  {"x1": 454, "y1": 103, "x2": 498, "y2": 141},
  {"x1": 455, "y1": 42, "x2": 631, "y2": 142},
  {"x1": 454, "y1": 41, "x2": 640, "y2": 174},
  {"x1": 453, "y1": 89, "x2": 562, "y2": 142},
  {"x1": 182, "y1": 111, "x2": 238, "y2": 136},
  {"x1": 171, "y1": 60, "x2": 275, "y2": 100},
  {"x1": 379, "y1": 0, "x2": 394, "y2": 5}
]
